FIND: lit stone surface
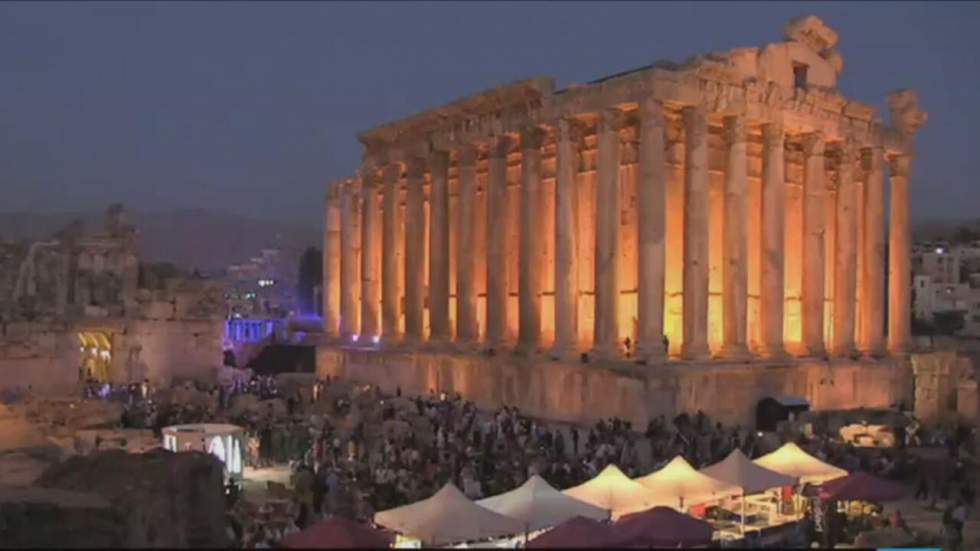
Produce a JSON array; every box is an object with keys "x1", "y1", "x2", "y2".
[{"x1": 321, "y1": 16, "x2": 927, "y2": 419}]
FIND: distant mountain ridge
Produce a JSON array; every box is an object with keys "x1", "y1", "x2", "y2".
[{"x1": 0, "y1": 208, "x2": 319, "y2": 273}]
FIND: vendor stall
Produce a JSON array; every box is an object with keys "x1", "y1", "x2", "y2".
[
  {"x1": 613, "y1": 506, "x2": 714, "y2": 548},
  {"x1": 562, "y1": 464, "x2": 653, "y2": 519},
  {"x1": 476, "y1": 475, "x2": 608, "y2": 532},
  {"x1": 700, "y1": 449, "x2": 797, "y2": 537},
  {"x1": 754, "y1": 442, "x2": 848, "y2": 484},
  {"x1": 634, "y1": 456, "x2": 739, "y2": 510},
  {"x1": 374, "y1": 483, "x2": 525, "y2": 547},
  {"x1": 525, "y1": 516, "x2": 616, "y2": 549}
]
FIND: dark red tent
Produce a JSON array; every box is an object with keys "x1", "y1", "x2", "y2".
[
  {"x1": 526, "y1": 516, "x2": 617, "y2": 549},
  {"x1": 819, "y1": 471, "x2": 907, "y2": 502},
  {"x1": 613, "y1": 506, "x2": 713, "y2": 548},
  {"x1": 278, "y1": 517, "x2": 394, "y2": 549}
]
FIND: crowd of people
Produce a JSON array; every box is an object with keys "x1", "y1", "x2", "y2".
[{"x1": 69, "y1": 370, "x2": 976, "y2": 549}]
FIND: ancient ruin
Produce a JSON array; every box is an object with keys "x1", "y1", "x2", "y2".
[
  {"x1": 0, "y1": 204, "x2": 226, "y2": 391},
  {"x1": 317, "y1": 16, "x2": 927, "y2": 425}
]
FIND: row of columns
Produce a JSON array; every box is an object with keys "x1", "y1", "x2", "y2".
[{"x1": 322, "y1": 101, "x2": 914, "y2": 360}]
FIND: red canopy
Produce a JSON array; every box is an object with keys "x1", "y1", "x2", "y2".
[
  {"x1": 819, "y1": 472, "x2": 907, "y2": 502},
  {"x1": 278, "y1": 517, "x2": 394, "y2": 549},
  {"x1": 613, "y1": 506, "x2": 713, "y2": 548},
  {"x1": 527, "y1": 516, "x2": 617, "y2": 549}
]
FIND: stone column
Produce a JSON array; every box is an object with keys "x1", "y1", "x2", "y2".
[
  {"x1": 593, "y1": 108, "x2": 624, "y2": 359},
  {"x1": 518, "y1": 127, "x2": 545, "y2": 353},
  {"x1": 681, "y1": 105, "x2": 710, "y2": 360},
  {"x1": 860, "y1": 146, "x2": 886, "y2": 356},
  {"x1": 801, "y1": 132, "x2": 826, "y2": 357},
  {"x1": 832, "y1": 142, "x2": 858, "y2": 356},
  {"x1": 759, "y1": 119, "x2": 786, "y2": 357},
  {"x1": 360, "y1": 168, "x2": 381, "y2": 340},
  {"x1": 552, "y1": 118, "x2": 581, "y2": 358},
  {"x1": 455, "y1": 145, "x2": 480, "y2": 345},
  {"x1": 404, "y1": 158, "x2": 426, "y2": 343},
  {"x1": 428, "y1": 150, "x2": 451, "y2": 342},
  {"x1": 888, "y1": 153, "x2": 912, "y2": 354},
  {"x1": 339, "y1": 179, "x2": 361, "y2": 340},
  {"x1": 381, "y1": 162, "x2": 402, "y2": 341},
  {"x1": 722, "y1": 115, "x2": 749, "y2": 358},
  {"x1": 486, "y1": 136, "x2": 512, "y2": 347},
  {"x1": 635, "y1": 98, "x2": 667, "y2": 362},
  {"x1": 322, "y1": 182, "x2": 341, "y2": 338}
]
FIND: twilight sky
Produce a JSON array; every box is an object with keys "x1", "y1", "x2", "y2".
[{"x1": 0, "y1": 2, "x2": 977, "y2": 229}]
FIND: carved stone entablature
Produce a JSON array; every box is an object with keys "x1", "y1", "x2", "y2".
[
  {"x1": 886, "y1": 88, "x2": 928, "y2": 138},
  {"x1": 688, "y1": 57, "x2": 746, "y2": 85},
  {"x1": 358, "y1": 77, "x2": 553, "y2": 145},
  {"x1": 784, "y1": 15, "x2": 839, "y2": 54},
  {"x1": 700, "y1": 80, "x2": 747, "y2": 115}
]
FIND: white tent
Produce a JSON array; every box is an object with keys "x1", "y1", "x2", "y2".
[
  {"x1": 374, "y1": 482, "x2": 525, "y2": 546},
  {"x1": 699, "y1": 449, "x2": 797, "y2": 495},
  {"x1": 753, "y1": 442, "x2": 848, "y2": 484},
  {"x1": 477, "y1": 475, "x2": 609, "y2": 532},
  {"x1": 562, "y1": 464, "x2": 653, "y2": 519},
  {"x1": 634, "y1": 456, "x2": 740, "y2": 509}
]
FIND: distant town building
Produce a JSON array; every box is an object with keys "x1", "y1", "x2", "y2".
[
  {"x1": 224, "y1": 248, "x2": 299, "y2": 320},
  {"x1": 912, "y1": 243, "x2": 980, "y2": 337}
]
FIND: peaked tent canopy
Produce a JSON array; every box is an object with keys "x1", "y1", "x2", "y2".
[
  {"x1": 477, "y1": 475, "x2": 609, "y2": 532},
  {"x1": 525, "y1": 516, "x2": 617, "y2": 549},
  {"x1": 634, "y1": 456, "x2": 740, "y2": 509},
  {"x1": 278, "y1": 517, "x2": 394, "y2": 549},
  {"x1": 613, "y1": 506, "x2": 714, "y2": 548},
  {"x1": 819, "y1": 472, "x2": 907, "y2": 502},
  {"x1": 374, "y1": 483, "x2": 525, "y2": 546},
  {"x1": 754, "y1": 442, "x2": 848, "y2": 484},
  {"x1": 700, "y1": 449, "x2": 797, "y2": 495},
  {"x1": 562, "y1": 464, "x2": 653, "y2": 518}
]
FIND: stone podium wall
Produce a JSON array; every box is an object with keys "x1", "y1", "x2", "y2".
[{"x1": 317, "y1": 346, "x2": 911, "y2": 427}]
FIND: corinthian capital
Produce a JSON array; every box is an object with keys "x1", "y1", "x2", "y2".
[
  {"x1": 762, "y1": 118, "x2": 784, "y2": 147},
  {"x1": 521, "y1": 126, "x2": 546, "y2": 150},
  {"x1": 458, "y1": 143, "x2": 480, "y2": 167},
  {"x1": 556, "y1": 117, "x2": 585, "y2": 144},
  {"x1": 801, "y1": 132, "x2": 825, "y2": 157},
  {"x1": 405, "y1": 157, "x2": 426, "y2": 180},
  {"x1": 638, "y1": 97, "x2": 665, "y2": 129},
  {"x1": 599, "y1": 108, "x2": 627, "y2": 135},
  {"x1": 723, "y1": 116, "x2": 747, "y2": 145},
  {"x1": 888, "y1": 153, "x2": 912, "y2": 178},
  {"x1": 490, "y1": 134, "x2": 513, "y2": 159},
  {"x1": 358, "y1": 165, "x2": 380, "y2": 189},
  {"x1": 860, "y1": 145, "x2": 885, "y2": 173}
]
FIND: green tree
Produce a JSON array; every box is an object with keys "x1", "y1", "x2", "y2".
[
  {"x1": 296, "y1": 246, "x2": 322, "y2": 316},
  {"x1": 933, "y1": 310, "x2": 966, "y2": 336}
]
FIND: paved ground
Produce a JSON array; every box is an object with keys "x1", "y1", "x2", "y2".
[{"x1": 896, "y1": 494, "x2": 980, "y2": 549}]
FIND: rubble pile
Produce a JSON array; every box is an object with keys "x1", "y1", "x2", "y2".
[
  {"x1": 36, "y1": 449, "x2": 229, "y2": 548},
  {"x1": 0, "y1": 486, "x2": 126, "y2": 548}
]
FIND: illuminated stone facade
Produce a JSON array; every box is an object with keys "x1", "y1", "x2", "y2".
[{"x1": 323, "y1": 16, "x2": 926, "y2": 364}]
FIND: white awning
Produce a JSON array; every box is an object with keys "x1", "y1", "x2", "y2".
[{"x1": 477, "y1": 475, "x2": 609, "y2": 532}]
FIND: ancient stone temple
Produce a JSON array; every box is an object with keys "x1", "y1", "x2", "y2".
[
  {"x1": 318, "y1": 16, "x2": 927, "y2": 425},
  {"x1": 0, "y1": 205, "x2": 226, "y2": 391}
]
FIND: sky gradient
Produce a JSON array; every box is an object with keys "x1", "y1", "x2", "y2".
[{"x1": 0, "y1": 2, "x2": 977, "y2": 228}]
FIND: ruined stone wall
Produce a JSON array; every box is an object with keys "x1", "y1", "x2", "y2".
[
  {"x1": 0, "y1": 325, "x2": 79, "y2": 392},
  {"x1": 117, "y1": 319, "x2": 223, "y2": 386},
  {"x1": 317, "y1": 346, "x2": 910, "y2": 427}
]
